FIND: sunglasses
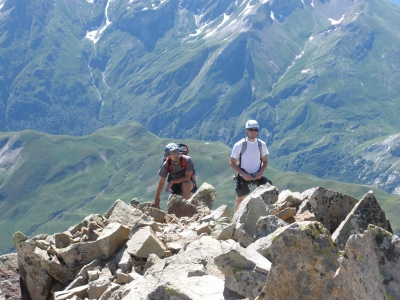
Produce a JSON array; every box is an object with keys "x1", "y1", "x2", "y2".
[
  {"x1": 168, "y1": 150, "x2": 179, "y2": 155},
  {"x1": 247, "y1": 128, "x2": 258, "y2": 132}
]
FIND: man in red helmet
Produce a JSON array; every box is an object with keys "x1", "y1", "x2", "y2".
[{"x1": 230, "y1": 120, "x2": 270, "y2": 212}]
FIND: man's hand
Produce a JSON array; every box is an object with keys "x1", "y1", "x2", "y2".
[
  {"x1": 240, "y1": 172, "x2": 254, "y2": 181},
  {"x1": 151, "y1": 197, "x2": 160, "y2": 208}
]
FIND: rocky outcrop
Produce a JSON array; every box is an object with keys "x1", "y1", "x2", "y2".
[
  {"x1": 332, "y1": 190, "x2": 392, "y2": 249},
  {"x1": 2, "y1": 185, "x2": 399, "y2": 300}
]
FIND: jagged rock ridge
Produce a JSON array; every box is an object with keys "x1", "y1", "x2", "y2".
[{"x1": 1, "y1": 183, "x2": 399, "y2": 300}]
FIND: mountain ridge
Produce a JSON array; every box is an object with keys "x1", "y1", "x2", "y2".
[{"x1": 0, "y1": 123, "x2": 399, "y2": 256}]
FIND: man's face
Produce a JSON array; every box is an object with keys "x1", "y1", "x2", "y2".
[
  {"x1": 168, "y1": 150, "x2": 179, "y2": 159},
  {"x1": 246, "y1": 127, "x2": 258, "y2": 137}
]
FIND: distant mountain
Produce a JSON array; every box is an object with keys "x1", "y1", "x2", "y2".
[
  {"x1": 0, "y1": 123, "x2": 399, "y2": 255},
  {"x1": 0, "y1": 0, "x2": 400, "y2": 193}
]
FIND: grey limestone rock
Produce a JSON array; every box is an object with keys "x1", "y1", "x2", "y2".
[
  {"x1": 332, "y1": 191, "x2": 392, "y2": 250},
  {"x1": 305, "y1": 186, "x2": 359, "y2": 233}
]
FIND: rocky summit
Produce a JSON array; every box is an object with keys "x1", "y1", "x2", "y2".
[{"x1": 1, "y1": 183, "x2": 399, "y2": 300}]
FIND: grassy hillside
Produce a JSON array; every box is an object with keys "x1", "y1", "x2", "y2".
[{"x1": 0, "y1": 123, "x2": 399, "y2": 254}]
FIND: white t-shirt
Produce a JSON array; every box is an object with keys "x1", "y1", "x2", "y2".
[{"x1": 231, "y1": 138, "x2": 269, "y2": 174}]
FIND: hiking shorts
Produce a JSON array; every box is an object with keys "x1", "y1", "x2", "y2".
[
  {"x1": 170, "y1": 180, "x2": 197, "y2": 195},
  {"x1": 235, "y1": 176, "x2": 268, "y2": 197}
]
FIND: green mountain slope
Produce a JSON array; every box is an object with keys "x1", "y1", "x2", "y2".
[
  {"x1": 1, "y1": 0, "x2": 400, "y2": 193},
  {"x1": 0, "y1": 123, "x2": 399, "y2": 255}
]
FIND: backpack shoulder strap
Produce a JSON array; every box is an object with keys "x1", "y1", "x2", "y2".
[
  {"x1": 165, "y1": 157, "x2": 173, "y2": 175},
  {"x1": 180, "y1": 155, "x2": 187, "y2": 170},
  {"x1": 257, "y1": 139, "x2": 262, "y2": 161},
  {"x1": 238, "y1": 138, "x2": 247, "y2": 167},
  {"x1": 240, "y1": 138, "x2": 247, "y2": 155}
]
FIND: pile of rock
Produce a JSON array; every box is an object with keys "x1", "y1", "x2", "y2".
[{"x1": 1, "y1": 183, "x2": 399, "y2": 300}]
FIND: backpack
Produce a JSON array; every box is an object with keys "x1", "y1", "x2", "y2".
[
  {"x1": 162, "y1": 143, "x2": 196, "y2": 182},
  {"x1": 238, "y1": 138, "x2": 262, "y2": 168}
]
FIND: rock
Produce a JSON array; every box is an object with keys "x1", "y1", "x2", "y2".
[
  {"x1": 56, "y1": 223, "x2": 130, "y2": 269},
  {"x1": 214, "y1": 244, "x2": 271, "y2": 299},
  {"x1": 67, "y1": 214, "x2": 107, "y2": 237},
  {"x1": 212, "y1": 204, "x2": 232, "y2": 221},
  {"x1": 128, "y1": 271, "x2": 143, "y2": 283},
  {"x1": 104, "y1": 199, "x2": 146, "y2": 229},
  {"x1": 13, "y1": 232, "x2": 55, "y2": 300},
  {"x1": 87, "y1": 270, "x2": 99, "y2": 282},
  {"x1": 332, "y1": 191, "x2": 392, "y2": 250},
  {"x1": 273, "y1": 207, "x2": 296, "y2": 221},
  {"x1": 165, "y1": 242, "x2": 182, "y2": 252},
  {"x1": 65, "y1": 276, "x2": 87, "y2": 291},
  {"x1": 167, "y1": 194, "x2": 199, "y2": 218},
  {"x1": 189, "y1": 182, "x2": 217, "y2": 210},
  {"x1": 331, "y1": 228, "x2": 386, "y2": 299},
  {"x1": 0, "y1": 253, "x2": 29, "y2": 300},
  {"x1": 126, "y1": 226, "x2": 167, "y2": 258},
  {"x1": 305, "y1": 187, "x2": 359, "y2": 233},
  {"x1": 294, "y1": 210, "x2": 317, "y2": 222},
  {"x1": 144, "y1": 207, "x2": 165, "y2": 223},
  {"x1": 232, "y1": 190, "x2": 270, "y2": 247},
  {"x1": 212, "y1": 223, "x2": 235, "y2": 241},
  {"x1": 39, "y1": 251, "x2": 76, "y2": 285},
  {"x1": 115, "y1": 271, "x2": 129, "y2": 284},
  {"x1": 258, "y1": 222, "x2": 341, "y2": 299},
  {"x1": 143, "y1": 253, "x2": 162, "y2": 273},
  {"x1": 254, "y1": 215, "x2": 288, "y2": 241},
  {"x1": 54, "y1": 232, "x2": 73, "y2": 249},
  {"x1": 254, "y1": 184, "x2": 279, "y2": 205},
  {"x1": 54, "y1": 285, "x2": 88, "y2": 300},
  {"x1": 120, "y1": 276, "x2": 158, "y2": 299},
  {"x1": 247, "y1": 234, "x2": 275, "y2": 261},
  {"x1": 110, "y1": 246, "x2": 132, "y2": 274},
  {"x1": 196, "y1": 223, "x2": 211, "y2": 234},
  {"x1": 76, "y1": 259, "x2": 102, "y2": 281},
  {"x1": 275, "y1": 189, "x2": 303, "y2": 210},
  {"x1": 88, "y1": 277, "x2": 110, "y2": 299},
  {"x1": 367, "y1": 225, "x2": 400, "y2": 298},
  {"x1": 146, "y1": 276, "x2": 225, "y2": 300}
]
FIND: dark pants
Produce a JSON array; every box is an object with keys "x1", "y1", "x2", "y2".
[
  {"x1": 170, "y1": 180, "x2": 197, "y2": 195},
  {"x1": 235, "y1": 176, "x2": 271, "y2": 197}
]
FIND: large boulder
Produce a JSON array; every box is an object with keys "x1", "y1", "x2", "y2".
[
  {"x1": 124, "y1": 236, "x2": 226, "y2": 299},
  {"x1": 126, "y1": 226, "x2": 167, "y2": 258},
  {"x1": 167, "y1": 194, "x2": 198, "y2": 218},
  {"x1": 214, "y1": 244, "x2": 271, "y2": 299},
  {"x1": 104, "y1": 199, "x2": 146, "y2": 229},
  {"x1": 258, "y1": 222, "x2": 341, "y2": 299},
  {"x1": 332, "y1": 191, "x2": 392, "y2": 250},
  {"x1": 0, "y1": 253, "x2": 29, "y2": 300},
  {"x1": 56, "y1": 223, "x2": 130, "y2": 269},
  {"x1": 254, "y1": 215, "x2": 288, "y2": 241},
  {"x1": 189, "y1": 182, "x2": 217, "y2": 210},
  {"x1": 274, "y1": 189, "x2": 303, "y2": 210},
  {"x1": 331, "y1": 228, "x2": 386, "y2": 299},
  {"x1": 232, "y1": 187, "x2": 273, "y2": 247},
  {"x1": 13, "y1": 232, "x2": 55, "y2": 300},
  {"x1": 367, "y1": 225, "x2": 400, "y2": 298},
  {"x1": 304, "y1": 187, "x2": 358, "y2": 233}
]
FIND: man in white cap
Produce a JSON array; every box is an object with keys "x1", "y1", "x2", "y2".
[{"x1": 230, "y1": 120, "x2": 271, "y2": 212}]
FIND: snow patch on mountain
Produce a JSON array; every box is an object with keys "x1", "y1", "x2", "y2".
[
  {"x1": 329, "y1": 14, "x2": 345, "y2": 25},
  {"x1": 0, "y1": 135, "x2": 22, "y2": 171},
  {"x1": 85, "y1": 0, "x2": 113, "y2": 44},
  {"x1": 186, "y1": 0, "x2": 271, "y2": 43}
]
